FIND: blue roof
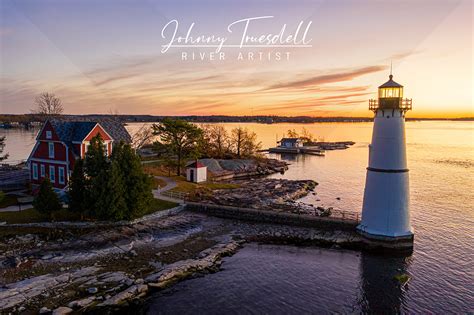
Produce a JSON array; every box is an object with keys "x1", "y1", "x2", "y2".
[
  {"x1": 45, "y1": 119, "x2": 131, "y2": 144},
  {"x1": 280, "y1": 138, "x2": 301, "y2": 143}
]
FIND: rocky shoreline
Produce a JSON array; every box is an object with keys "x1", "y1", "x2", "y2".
[
  {"x1": 189, "y1": 178, "x2": 318, "y2": 210},
  {"x1": 1, "y1": 211, "x2": 364, "y2": 313}
]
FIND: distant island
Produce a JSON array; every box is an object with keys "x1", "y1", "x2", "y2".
[{"x1": 0, "y1": 114, "x2": 473, "y2": 126}]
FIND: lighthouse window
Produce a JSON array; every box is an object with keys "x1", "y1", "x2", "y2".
[{"x1": 379, "y1": 87, "x2": 402, "y2": 98}]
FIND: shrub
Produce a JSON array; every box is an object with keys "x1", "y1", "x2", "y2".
[
  {"x1": 68, "y1": 159, "x2": 87, "y2": 215},
  {"x1": 33, "y1": 179, "x2": 62, "y2": 218}
]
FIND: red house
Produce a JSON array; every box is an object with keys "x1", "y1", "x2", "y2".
[{"x1": 27, "y1": 119, "x2": 131, "y2": 191}]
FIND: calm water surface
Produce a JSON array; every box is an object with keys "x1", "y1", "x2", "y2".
[{"x1": 2, "y1": 121, "x2": 473, "y2": 313}]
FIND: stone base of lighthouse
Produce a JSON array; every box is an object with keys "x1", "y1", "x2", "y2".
[{"x1": 357, "y1": 168, "x2": 414, "y2": 249}]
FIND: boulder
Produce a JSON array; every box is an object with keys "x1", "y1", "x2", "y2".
[{"x1": 52, "y1": 306, "x2": 73, "y2": 315}]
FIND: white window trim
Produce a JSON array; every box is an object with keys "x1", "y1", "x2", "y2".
[
  {"x1": 104, "y1": 141, "x2": 111, "y2": 155},
  {"x1": 40, "y1": 164, "x2": 45, "y2": 177},
  {"x1": 48, "y1": 142, "x2": 55, "y2": 159},
  {"x1": 46, "y1": 130, "x2": 52, "y2": 139},
  {"x1": 29, "y1": 158, "x2": 67, "y2": 166},
  {"x1": 83, "y1": 140, "x2": 112, "y2": 156},
  {"x1": 49, "y1": 165, "x2": 55, "y2": 183},
  {"x1": 32, "y1": 163, "x2": 38, "y2": 180},
  {"x1": 83, "y1": 141, "x2": 90, "y2": 155},
  {"x1": 58, "y1": 167, "x2": 65, "y2": 184}
]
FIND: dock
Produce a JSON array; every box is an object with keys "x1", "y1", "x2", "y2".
[
  {"x1": 267, "y1": 141, "x2": 355, "y2": 156},
  {"x1": 268, "y1": 146, "x2": 325, "y2": 156}
]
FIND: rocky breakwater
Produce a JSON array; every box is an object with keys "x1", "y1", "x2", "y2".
[
  {"x1": 145, "y1": 241, "x2": 241, "y2": 289},
  {"x1": 200, "y1": 158, "x2": 288, "y2": 180},
  {"x1": 190, "y1": 178, "x2": 317, "y2": 210}
]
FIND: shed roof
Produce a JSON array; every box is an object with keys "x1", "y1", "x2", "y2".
[{"x1": 186, "y1": 161, "x2": 206, "y2": 168}]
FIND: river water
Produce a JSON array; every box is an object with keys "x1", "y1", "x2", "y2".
[{"x1": 1, "y1": 121, "x2": 473, "y2": 313}]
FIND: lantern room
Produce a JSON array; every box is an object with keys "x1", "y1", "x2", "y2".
[
  {"x1": 378, "y1": 74, "x2": 403, "y2": 99},
  {"x1": 368, "y1": 74, "x2": 412, "y2": 112}
]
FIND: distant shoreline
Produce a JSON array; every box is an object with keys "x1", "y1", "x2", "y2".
[{"x1": 0, "y1": 114, "x2": 472, "y2": 125}]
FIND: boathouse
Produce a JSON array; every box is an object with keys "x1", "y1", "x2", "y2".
[
  {"x1": 279, "y1": 138, "x2": 303, "y2": 148},
  {"x1": 27, "y1": 119, "x2": 131, "y2": 191}
]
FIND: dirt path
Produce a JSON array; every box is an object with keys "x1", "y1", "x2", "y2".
[{"x1": 152, "y1": 176, "x2": 182, "y2": 203}]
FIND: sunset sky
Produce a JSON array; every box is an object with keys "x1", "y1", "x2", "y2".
[{"x1": 1, "y1": 0, "x2": 472, "y2": 118}]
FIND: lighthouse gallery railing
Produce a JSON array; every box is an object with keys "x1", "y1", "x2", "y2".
[{"x1": 369, "y1": 98, "x2": 412, "y2": 111}]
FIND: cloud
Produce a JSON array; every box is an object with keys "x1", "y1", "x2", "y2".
[
  {"x1": 387, "y1": 50, "x2": 423, "y2": 61},
  {"x1": 94, "y1": 72, "x2": 142, "y2": 86},
  {"x1": 266, "y1": 65, "x2": 387, "y2": 90},
  {"x1": 263, "y1": 99, "x2": 366, "y2": 111}
]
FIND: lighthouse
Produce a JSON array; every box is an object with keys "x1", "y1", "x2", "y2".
[{"x1": 357, "y1": 72, "x2": 414, "y2": 245}]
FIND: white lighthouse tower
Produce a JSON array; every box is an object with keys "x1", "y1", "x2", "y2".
[{"x1": 357, "y1": 72, "x2": 414, "y2": 244}]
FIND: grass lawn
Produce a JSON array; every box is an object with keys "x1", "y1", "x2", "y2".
[
  {"x1": 0, "y1": 194, "x2": 18, "y2": 208},
  {"x1": 140, "y1": 156, "x2": 161, "y2": 161},
  {"x1": 170, "y1": 176, "x2": 240, "y2": 193},
  {"x1": 143, "y1": 160, "x2": 240, "y2": 194},
  {"x1": 143, "y1": 162, "x2": 170, "y2": 177},
  {"x1": 0, "y1": 199, "x2": 178, "y2": 224},
  {"x1": 0, "y1": 208, "x2": 81, "y2": 224},
  {"x1": 148, "y1": 198, "x2": 178, "y2": 214}
]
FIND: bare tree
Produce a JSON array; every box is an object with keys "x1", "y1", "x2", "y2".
[
  {"x1": 300, "y1": 127, "x2": 315, "y2": 143},
  {"x1": 201, "y1": 124, "x2": 231, "y2": 158},
  {"x1": 32, "y1": 92, "x2": 63, "y2": 117},
  {"x1": 107, "y1": 108, "x2": 122, "y2": 123},
  {"x1": 230, "y1": 127, "x2": 261, "y2": 158},
  {"x1": 131, "y1": 124, "x2": 155, "y2": 149},
  {"x1": 231, "y1": 127, "x2": 245, "y2": 157},
  {"x1": 287, "y1": 129, "x2": 299, "y2": 138}
]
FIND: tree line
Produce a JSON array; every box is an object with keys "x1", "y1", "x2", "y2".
[{"x1": 151, "y1": 119, "x2": 262, "y2": 176}]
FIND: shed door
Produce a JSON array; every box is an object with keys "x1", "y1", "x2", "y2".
[{"x1": 190, "y1": 169, "x2": 195, "y2": 182}]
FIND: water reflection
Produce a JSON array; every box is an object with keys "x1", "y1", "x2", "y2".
[
  {"x1": 359, "y1": 253, "x2": 411, "y2": 314},
  {"x1": 278, "y1": 153, "x2": 297, "y2": 161}
]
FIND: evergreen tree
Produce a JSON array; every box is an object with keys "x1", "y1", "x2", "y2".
[
  {"x1": 68, "y1": 159, "x2": 87, "y2": 216},
  {"x1": 33, "y1": 179, "x2": 62, "y2": 218},
  {"x1": 92, "y1": 160, "x2": 128, "y2": 220},
  {"x1": 112, "y1": 142, "x2": 153, "y2": 218},
  {"x1": 152, "y1": 118, "x2": 202, "y2": 176},
  {"x1": 84, "y1": 134, "x2": 108, "y2": 178},
  {"x1": 69, "y1": 136, "x2": 154, "y2": 221}
]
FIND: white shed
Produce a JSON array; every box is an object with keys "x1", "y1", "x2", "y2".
[{"x1": 186, "y1": 160, "x2": 207, "y2": 183}]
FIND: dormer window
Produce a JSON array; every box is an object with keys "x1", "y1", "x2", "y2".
[{"x1": 46, "y1": 131, "x2": 52, "y2": 139}]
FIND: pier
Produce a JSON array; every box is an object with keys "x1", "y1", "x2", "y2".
[{"x1": 266, "y1": 141, "x2": 355, "y2": 156}]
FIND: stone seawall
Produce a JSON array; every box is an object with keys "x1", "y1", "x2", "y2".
[
  {"x1": 0, "y1": 205, "x2": 185, "y2": 229},
  {"x1": 186, "y1": 203, "x2": 413, "y2": 252},
  {"x1": 185, "y1": 202, "x2": 358, "y2": 232}
]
